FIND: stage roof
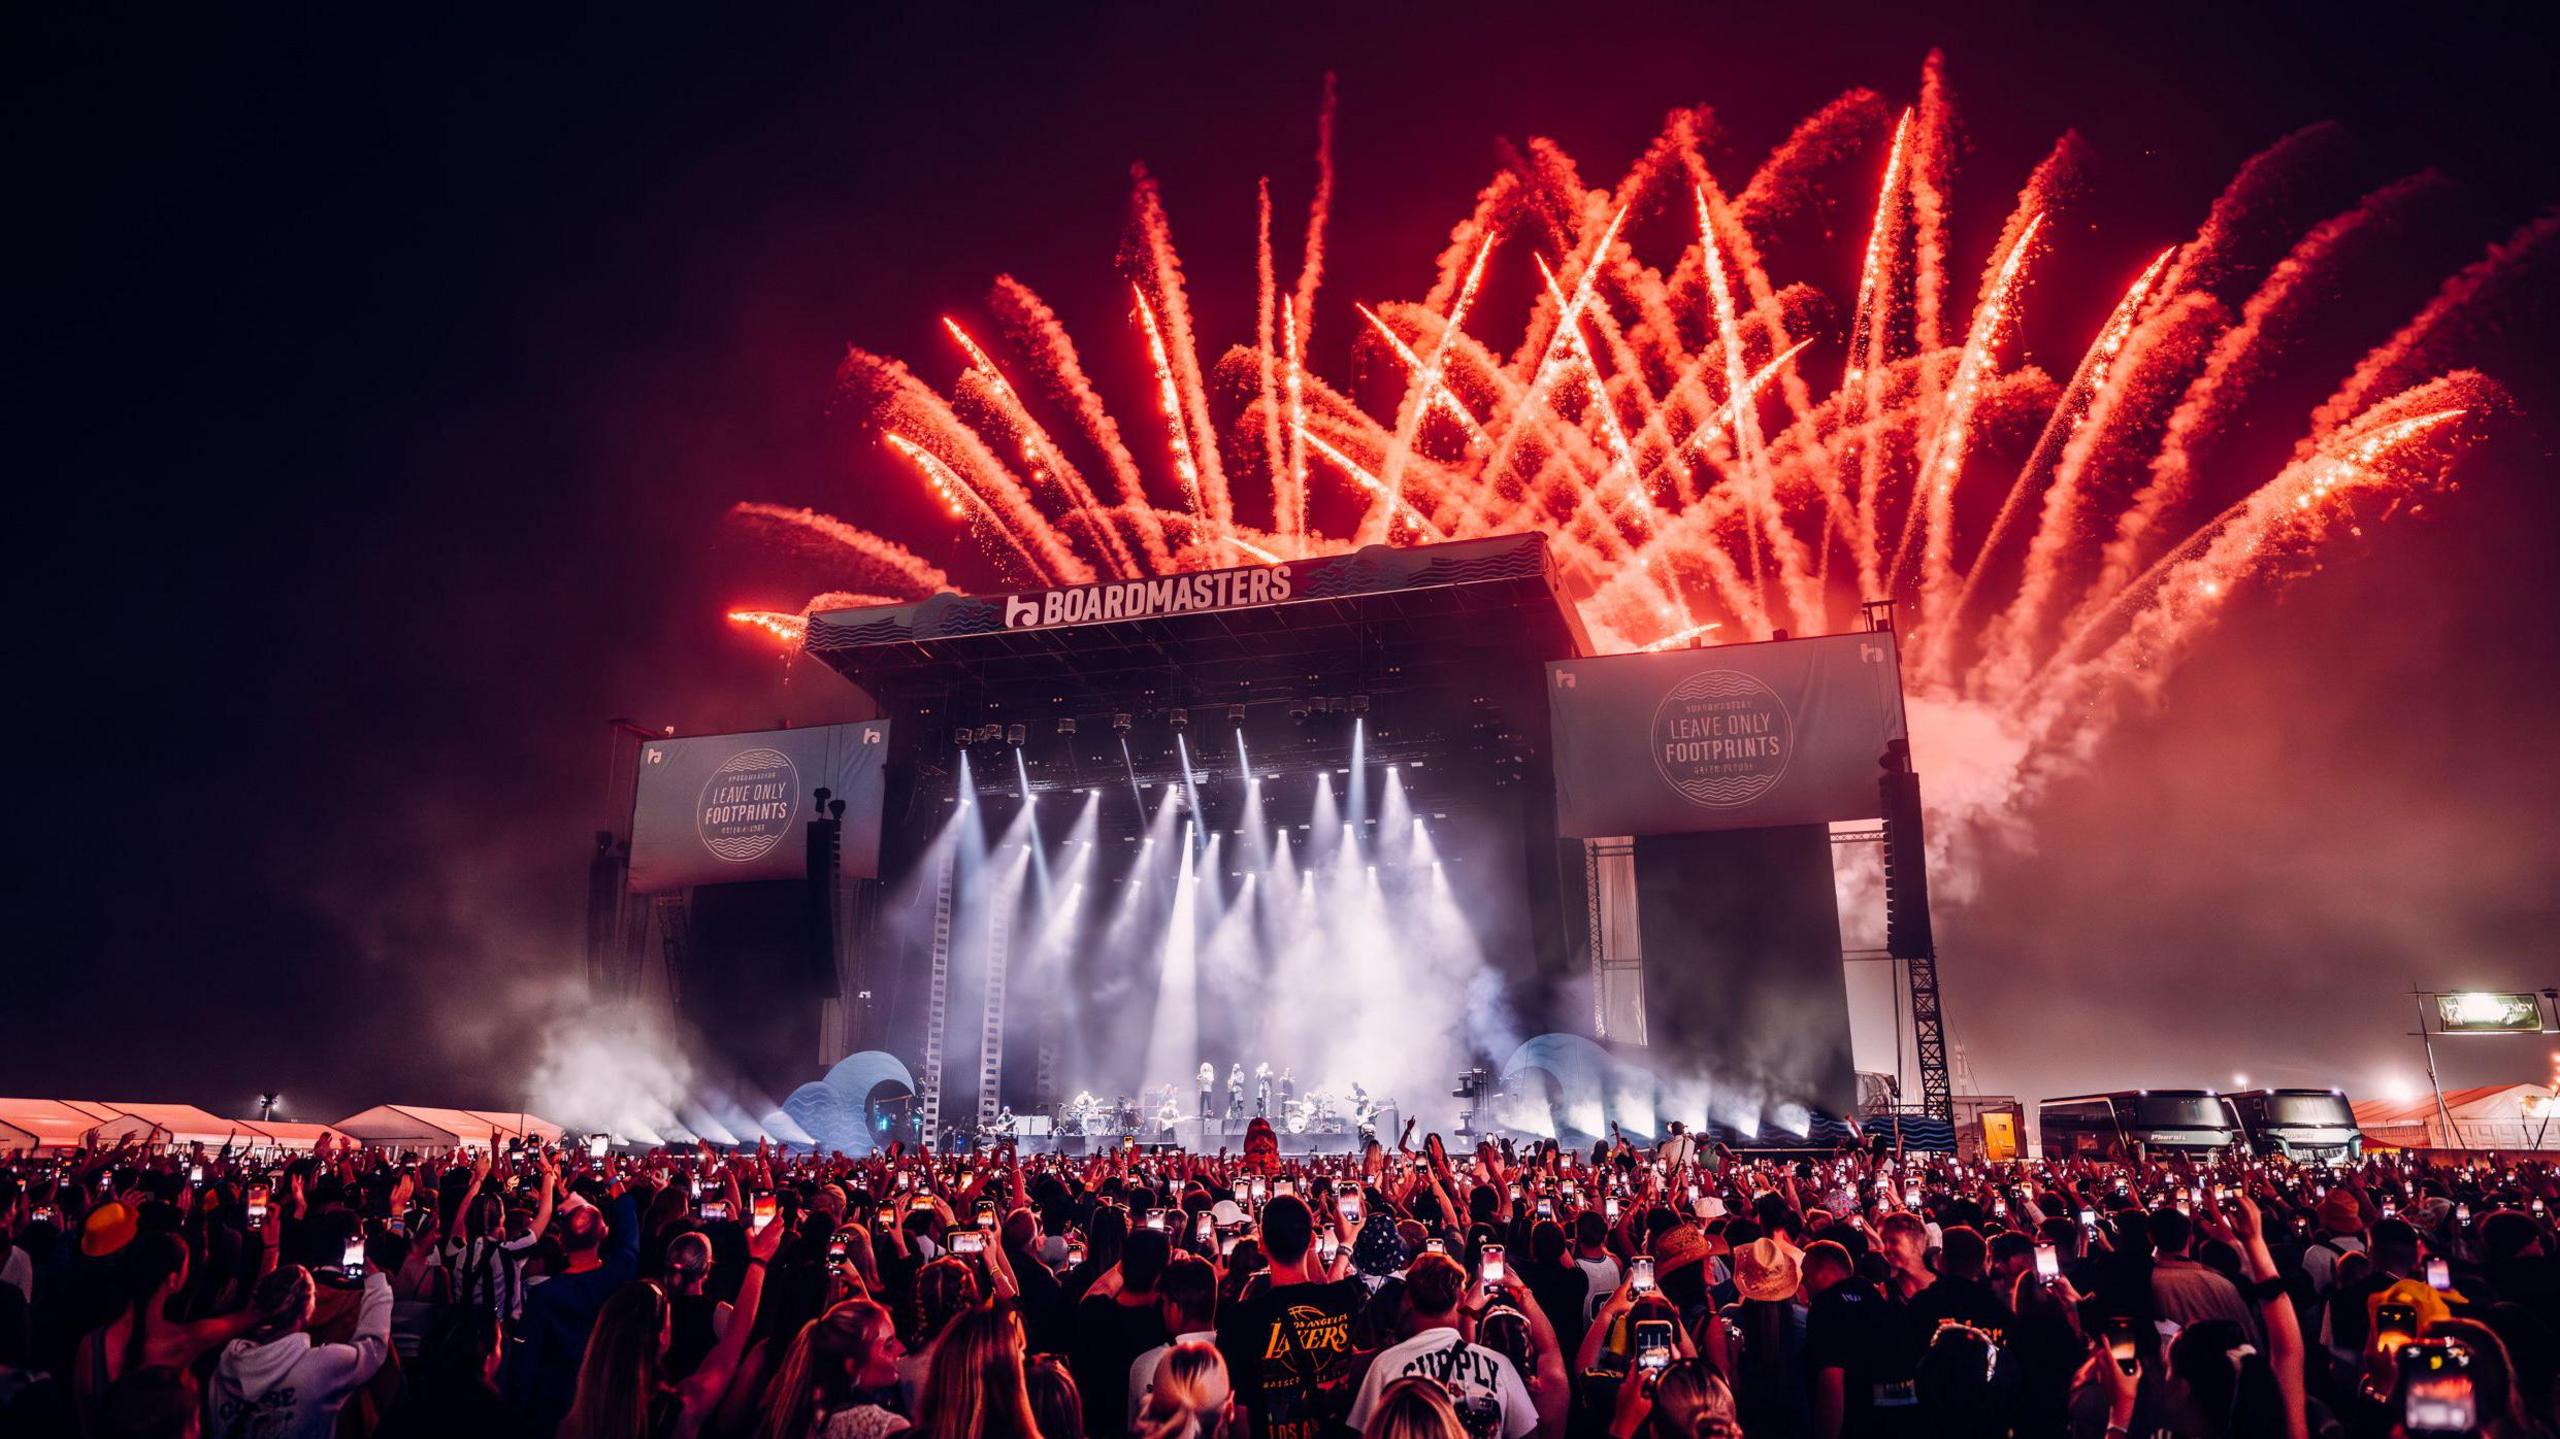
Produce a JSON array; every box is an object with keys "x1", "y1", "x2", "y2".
[
  {"x1": 335, "y1": 1104, "x2": 563, "y2": 1150},
  {"x1": 803, "y1": 534, "x2": 1590, "y2": 712}
]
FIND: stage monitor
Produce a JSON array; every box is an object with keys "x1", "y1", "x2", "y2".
[
  {"x1": 1547, "y1": 632, "x2": 1906, "y2": 837},
  {"x1": 628, "y1": 722, "x2": 889, "y2": 891}
]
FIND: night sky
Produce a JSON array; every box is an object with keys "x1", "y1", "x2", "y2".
[{"x1": 17, "y1": 5, "x2": 2559, "y2": 1125}]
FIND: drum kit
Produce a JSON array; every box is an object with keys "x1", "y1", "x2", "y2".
[
  {"x1": 1058, "y1": 1092, "x2": 1142, "y2": 1140},
  {"x1": 1281, "y1": 1088, "x2": 1380, "y2": 1136}
]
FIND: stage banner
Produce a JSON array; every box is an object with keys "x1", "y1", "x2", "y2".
[
  {"x1": 628, "y1": 722, "x2": 890, "y2": 891},
  {"x1": 1548, "y1": 632, "x2": 1905, "y2": 837}
]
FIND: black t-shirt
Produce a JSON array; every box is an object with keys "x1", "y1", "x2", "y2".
[
  {"x1": 1908, "y1": 1275, "x2": 2009, "y2": 1343},
  {"x1": 1215, "y1": 1276, "x2": 1366, "y2": 1439},
  {"x1": 663, "y1": 1292, "x2": 722, "y2": 1380},
  {"x1": 1520, "y1": 1257, "x2": 1588, "y2": 1355},
  {"x1": 1805, "y1": 1278, "x2": 1927, "y2": 1438},
  {"x1": 1068, "y1": 1291, "x2": 1169, "y2": 1439}
]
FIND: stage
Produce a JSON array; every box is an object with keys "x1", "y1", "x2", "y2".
[{"x1": 611, "y1": 532, "x2": 1934, "y2": 1158}]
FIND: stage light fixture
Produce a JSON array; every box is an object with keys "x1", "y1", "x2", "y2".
[
  {"x1": 1111, "y1": 712, "x2": 1132, "y2": 733},
  {"x1": 1228, "y1": 704, "x2": 1247, "y2": 724},
  {"x1": 1057, "y1": 717, "x2": 1078, "y2": 735},
  {"x1": 953, "y1": 727, "x2": 971, "y2": 748},
  {"x1": 1288, "y1": 699, "x2": 1310, "y2": 724},
  {"x1": 1348, "y1": 694, "x2": 1371, "y2": 713},
  {"x1": 1006, "y1": 724, "x2": 1027, "y2": 746},
  {"x1": 1168, "y1": 707, "x2": 1189, "y2": 730}
]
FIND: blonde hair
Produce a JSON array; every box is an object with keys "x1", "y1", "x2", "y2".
[
  {"x1": 1137, "y1": 1341, "x2": 1229, "y2": 1439},
  {"x1": 559, "y1": 1281, "x2": 668, "y2": 1439},
  {"x1": 1650, "y1": 1360, "x2": 1741, "y2": 1438},
  {"x1": 914, "y1": 1304, "x2": 1039, "y2": 1439},
  {"x1": 757, "y1": 1299, "x2": 894, "y2": 1439},
  {"x1": 1361, "y1": 1375, "x2": 1465, "y2": 1439}
]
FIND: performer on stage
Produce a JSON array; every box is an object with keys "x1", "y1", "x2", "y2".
[
  {"x1": 1254, "y1": 1062, "x2": 1272, "y2": 1117},
  {"x1": 1197, "y1": 1060, "x2": 1214, "y2": 1120},
  {"x1": 1279, "y1": 1067, "x2": 1296, "y2": 1106},
  {"x1": 1227, "y1": 1062, "x2": 1245, "y2": 1124}
]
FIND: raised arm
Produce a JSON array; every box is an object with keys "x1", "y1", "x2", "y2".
[
  {"x1": 2227, "y1": 1194, "x2": 2308, "y2": 1439},
  {"x1": 682, "y1": 1209, "x2": 785, "y2": 1433},
  {"x1": 1498, "y1": 1273, "x2": 1570, "y2": 1438},
  {"x1": 525, "y1": 1153, "x2": 559, "y2": 1241}
]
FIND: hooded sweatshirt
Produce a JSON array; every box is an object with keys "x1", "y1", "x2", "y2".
[{"x1": 207, "y1": 1272, "x2": 392, "y2": 1439}]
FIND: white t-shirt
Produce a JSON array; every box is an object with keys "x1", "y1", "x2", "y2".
[
  {"x1": 1349, "y1": 1327, "x2": 1537, "y2": 1439},
  {"x1": 1, "y1": 1245, "x2": 32, "y2": 1303},
  {"x1": 1576, "y1": 1253, "x2": 1622, "y2": 1324}
]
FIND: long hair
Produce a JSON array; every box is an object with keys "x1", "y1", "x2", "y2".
[
  {"x1": 559, "y1": 1281, "x2": 669, "y2": 1439},
  {"x1": 1025, "y1": 1353, "x2": 1084, "y2": 1439},
  {"x1": 913, "y1": 1304, "x2": 1038, "y2": 1439},
  {"x1": 1137, "y1": 1341, "x2": 1228, "y2": 1439},
  {"x1": 907, "y1": 1257, "x2": 979, "y2": 1347},
  {"x1": 756, "y1": 1299, "x2": 894, "y2": 1439},
  {"x1": 113, "y1": 1233, "x2": 189, "y2": 1372},
  {"x1": 1361, "y1": 1376, "x2": 1465, "y2": 1439}
]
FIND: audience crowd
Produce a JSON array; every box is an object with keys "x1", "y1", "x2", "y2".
[{"x1": 5, "y1": 1118, "x2": 2557, "y2": 1439}]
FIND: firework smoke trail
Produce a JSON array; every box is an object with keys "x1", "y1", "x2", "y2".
[
  {"x1": 2299, "y1": 211, "x2": 2560, "y2": 451},
  {"x1": 1904, "y1": 210, "x2": 2043, "y2": 676},
  {"x1": 881, "y1": 433, "x2": 1057, "y2": 584},
  {"x1": 1975, "y1": 292, "x2": 2223, "y2": 695},
  {"x1": 1126, "y1": 169, "x2": 1232, "y2": 546},
  {"x1": 2148, "y1": 125, "x2": 2353, "y2": 319},
  {"x1": 723, "y1": 503, "x2": 949, "y2": 596},
  {"x1": 1695, "y1": 181, "x2": 1818, "y2": 636},
  {"x1": 988, "y1": 277, "x2": 1174, "y2": 571},
  {"x1": 1378, "y1": 235, "x2": 1498, "y2": 507},
  {"x1": 2018, "y1": 383, "x2": 2491, "y2": 741},
  {"x1": 1132, "y1": 286, "x2": 1208, "y2": 529},
  {"x1": 1283, "y1": 75, "x2": 1337, "y2": 546},
  {"x1": 1847, "y1": 111, "x2": 1913, "y2": 602},
  {"x1": 2076, "y1": 174, "x2": 2445, "y2": 626},
  {"x1": 1910, "y1": 52, "x2": 1957, "y2": 355},
  {"x1": 944, "y1": 317, "x2": 1141, "y2": 579},
  {"x1": 1950, "y1": 247, "x2": 2172, "y2": 639},
  {"x1": 738, "y1": 59, "x2": 2528, "y2": 877},
  {"x1": 728, "y1": 592, "x2": 907, "y2": 647},
  {"x1": 849, "y1": 347, "x2": 1094, "y2": 586},
  {"x1": 1255, "y1": 180, "x2": 1286, "y2": 533}
]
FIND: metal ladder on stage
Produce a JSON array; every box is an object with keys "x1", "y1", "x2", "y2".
[
  {"x1": 917, "y1": 849, "x2": 955, "y2": 1149},
  {"x1": 1906, "y1": 952, "x2": 1950, "y2": 1123},
  {"x1": 976, "y1": 878, "x2": 1012, "y2": 1130},
  {"x1": 1032, "y1": 1016, "x2": 1059, "y2": 1119}
]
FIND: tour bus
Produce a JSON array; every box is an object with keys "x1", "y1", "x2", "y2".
[
  {"x1": 2037, "y1": 1090, "x2": 2245, "y2": 1161},
  {"x1": 2227, "y1": 1087, "x2": 2362, "y2": 1162}
]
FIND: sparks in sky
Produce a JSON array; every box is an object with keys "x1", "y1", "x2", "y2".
[{"x1": 728, "y1": 55, "x2": 2543, "y2": 869}]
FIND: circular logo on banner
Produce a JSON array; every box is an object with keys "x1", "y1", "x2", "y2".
[
  {"x1": 1650, "y1": 669, "x2": 1793, "y2": 808},
  {"x1": 696, "y1": 748, "x2": 801, "y2": 862}
]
